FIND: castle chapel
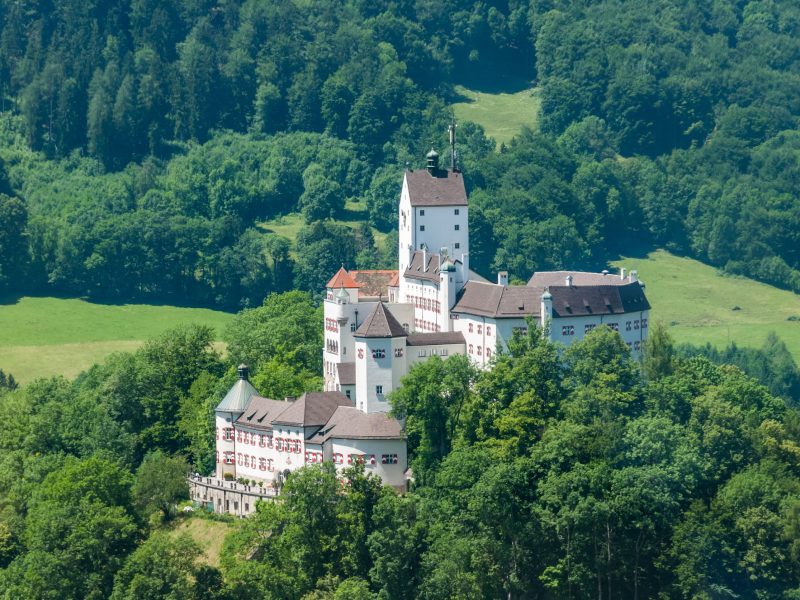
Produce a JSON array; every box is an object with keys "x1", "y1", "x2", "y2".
[{"x1": 195, "y1": 136, "x2": 651, "y2": 516}]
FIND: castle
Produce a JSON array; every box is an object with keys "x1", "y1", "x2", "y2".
[{"x1": 191, "y1": 137, "x2": 651, "y2": 516}]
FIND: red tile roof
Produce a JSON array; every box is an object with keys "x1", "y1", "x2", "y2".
[
  {"x1": 326, "y1": 267, "x2": 359, "y2": 289},
  {"x1": 350, "y1": 270, "x2": 398, "y2": 299}
]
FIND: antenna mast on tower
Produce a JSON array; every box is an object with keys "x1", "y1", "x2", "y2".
[{"x1": 448, "y1": 120, "x2": 458, "y2": 172}]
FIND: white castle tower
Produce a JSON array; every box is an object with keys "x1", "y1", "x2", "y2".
[
  {"x1": 398, "y1": 122, "x2": 470, "y2": 306},
  {"x1": 354, "y1": 302, "x2": 408, "y2": 414}
]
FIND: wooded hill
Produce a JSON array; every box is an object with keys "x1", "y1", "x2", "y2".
[{"x1": 0, "y1": 0, "x2": 799, "y2": 309}]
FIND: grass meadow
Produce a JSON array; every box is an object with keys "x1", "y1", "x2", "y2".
[
  {"x1": 611, "y1": 250, "x2": 800, "y2": 360},
  {"x1": 0, "y1": 296, "x2": 233, "y2": 383},
  {"x1": 451, "y1": 85, "x2": 541, "y2": 147},
  {"x1": 166, "y1": 516, "x2": 234, "y2": 567}
]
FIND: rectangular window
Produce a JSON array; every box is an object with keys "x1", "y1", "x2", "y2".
[
  {"x1": 642, "y1": 318, "x2": 648, "y2": 328},
  {"x1": 418, "y1": 349, "x2": 427, "y2": 357},
  {"x1": 372, "y1": 348, "x2": 386, "y2": 359},
  {"x1": 345, "y1": 390, "x2": 351, "y2": 399},
  {"x1": 468, "y1": 322, "x2": 473, "y2": 333},
  {"x1": 419, "y1": 209, "x2": 425, "y2": 216},
  {"x1": 376, "y1": 385, "x2": 383, "y2": 395},
  {"x1": 454, "y1": 224, "x2": 460, "y2": 230},
  {"x1": 455, "y1": 242, "x2": 460, "y2": 249},
  {"x1": 224, "y1": 428, "x2": 234, "y2": 441},
  {"x1": 626, "y1": 321, "x2": 632, "y2": 331},
  {"x1": 394, "y1": 347, "x2": 404, "y2": 358},
  {"x1": 468, "y1": 344, "x2": 473, "y2": 354},
  {"x1": 634, "y1": 320, "x2": 640, "y2": 330},
  {"x1": 454, "y1": 209, "x2": 460, "y2": 215},
  {"x1": 477, "y1": 346, "x2": 483, "y2": 356},
  {"x1": 381, "y1": 454, "x2": 399, "y2": 464},
  {"x1": 350, "y1": 323, "x2": 356, "y2": 332},
  {"x1": 486, "y1": 326, "x2": 492, "y2": 336},
  {"x1": 420, "y1": 225, "x2": 425, "y2": 231},
  {"x1": 477, "y1": 324, "x2": 482, "y2": 334},
  {"x1": 585, "y1": 324, "x2": 596, "y2": 334},
  {"x1": 562, "y1": 325, "x2": 575, "y2": 336},
  {"x1": 610, "y1": 323, "x2": 619, "y2": 331}
]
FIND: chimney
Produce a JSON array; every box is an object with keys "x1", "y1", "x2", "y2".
[
  {"x1": 629, "y1": 270, "x2": 638, "y2": 283},
  {"x1": 237, "y1": 364, "x2": 249, "y2": 380},
  {"x1": 566, "y1": 274, "x2": 573, "y2": 287},
  {"x1": 620, "y1": 268, "x2": 626, "y2": 280},
  {"x1": 422, "y1": 245, "x2": 428, "y2": 272},
  {"x1": 498, "y1": 271, "x2": 509, "y2": 287}
]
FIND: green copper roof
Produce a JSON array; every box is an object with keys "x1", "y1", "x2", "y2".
[{"x1": 216, "y1": 366, "x2": 258, "y2": 413}]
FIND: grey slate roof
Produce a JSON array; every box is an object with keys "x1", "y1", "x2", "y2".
[
  {"x1": 336, "y1": 362, "x2": 356, "y2": 386},
  {"x1": 451, "y1": 281, "x2": 541, "y2": 318},
  {"x1": 307, "y1": 406, "x2": 405, "y2": 443},
  {"x1": 540, "y1": 283, "x2": 650, "y2": 317},
  {"x1": 354, "y1": 302, "x2": 408, "y2": 338},
  {"x1": 235, "y1": 395, "x2": 291, "y2": 430},
  {"x1": 403, "y1": 251, "x2": 462, "y2": 283},
  {"x1": 405, "y1": 169, "x2": 468, "y2": 206},
  {"x1": 216, "y1": 377, "x2": 259, "y2": 413},
  {"x1": 272, "y1": 391, "x2": 354, "y2": 427},
  {"x1": 452, "y1": 275, "x2": 650, "y2": 319},
  {"x1": 405, "y1": 332, "x2": 466, "y2": 346}
]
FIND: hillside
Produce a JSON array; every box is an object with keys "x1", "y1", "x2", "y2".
[
  {"x1": 0, "y1": 296, "x2": 232, "y2": 383},
  {"x1": 613, "y1": 250, "x2": 800, "y2": 359}
]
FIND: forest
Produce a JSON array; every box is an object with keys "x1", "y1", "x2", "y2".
[
  {"x1": 2, "y1": 293, "x2": 800, "y2": 598},
  {"x1": 3, "y1": 0, "x2": 800, "y2": 597},
  {"x1": 1, "y1": 0, "x2": 800, "y2": 307}
]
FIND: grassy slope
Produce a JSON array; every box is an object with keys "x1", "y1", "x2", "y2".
[
  {"x1": 257, "y1": 199, "x2": 388, "y2": 252},
  {"x1": 451, "y1": 85, "x2": 541, "y2": 146},
  {"x1": 0, "y1": 296, "x2": 233, "y2": 383},
  {"x1": 166, "y1": 516, "x2": 235, "y2": 567},
  {"x1": 612, "y1": 250, "x2": 800, "y2": 359}
]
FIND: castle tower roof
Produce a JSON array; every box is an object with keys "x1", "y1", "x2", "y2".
[
  {"x1": 354, "y1": 302, "x2": 407, "y2": 338},
  {"x1": 404, "y1": 170, "x2": 467, "y2": 207},
  {"x1": 216, "y1": 365, "x2": 258, "y2": 413},
  {"x1": 326, "y1": 267, "x2": 359, "y2": 289}
]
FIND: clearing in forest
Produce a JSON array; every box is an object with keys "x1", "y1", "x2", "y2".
[
  {"x1": 0, "y1": 296, "x2": 233, "y2": 383},
  {"x1": 612, "y1": 250, "x2": 800, "y2": 360},
  {"x1": 167, "y1": 516, "x2": 234, "y2": 568},
  {"x1": 451, "y1": 85, "x2": 541, "y2": 147}
]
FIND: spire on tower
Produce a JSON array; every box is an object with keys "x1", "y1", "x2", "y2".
[{"x1": 448, "y1": 119, "x2": 458, "y2": 172}]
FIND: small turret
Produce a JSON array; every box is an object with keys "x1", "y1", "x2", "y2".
[
  {"x1": 335, "y1": 286, "x2": 349, "y2": 304},
  {"x1": 540, "y1": 289, "x2": 553, "y2": 329},
  {"x1": 426, "y1": 148, "x2": 439, "y2": 174}
]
